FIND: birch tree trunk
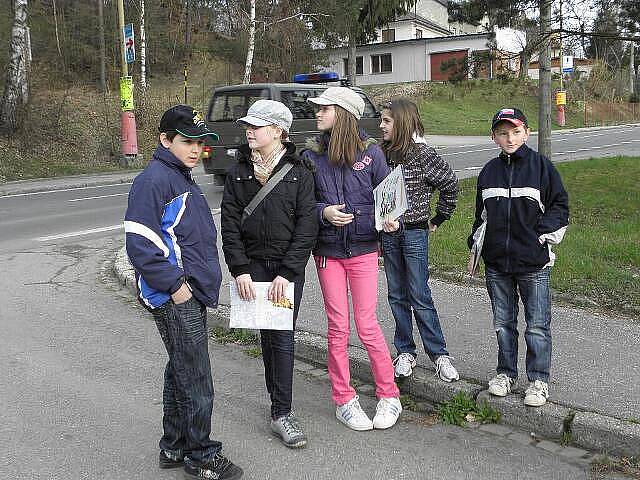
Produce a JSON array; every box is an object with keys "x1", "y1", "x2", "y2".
[
  {"x1": 140, "y1": 0, "x2": 147, "y2": 94},
  {"x1": 1, "y1": 0, "x2": 30, "y2": 134},
  {"x1": 243, "y1": 0, "x2": 256, "y2": 84}
]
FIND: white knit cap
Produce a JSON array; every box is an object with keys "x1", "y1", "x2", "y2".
[{"x1": 308, "y1": 87, "x2": 365, "y2": 120}]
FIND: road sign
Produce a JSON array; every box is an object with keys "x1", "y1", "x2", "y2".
[
  {"x1": 562, "y1": 55, "x2": 573, "y2": 73},
  {"x1": 123, "y1": 23, "x2": 135, "y2": 64}
]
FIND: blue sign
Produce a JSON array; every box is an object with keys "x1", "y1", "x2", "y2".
[{"x1": 123, "y1": 23, "x2": 135, "y2": 64}]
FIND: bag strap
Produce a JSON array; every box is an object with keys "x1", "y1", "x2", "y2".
[{"x1": 241, "y1": 162, "x2": 294, "y2": 226}]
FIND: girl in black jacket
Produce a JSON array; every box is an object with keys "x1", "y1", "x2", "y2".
[{"x1": 221, "y1": 100, "x2": 317, "y2": 448}]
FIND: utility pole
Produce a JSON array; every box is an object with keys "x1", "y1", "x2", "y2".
[
  {"x1": 538, "y1": 0, "x2": 552, "y2": 159},
  {"x1": 117, "y1": 0, "x2": 138, "y2": 166},
  {"x1": 631, "y1": 41, "x2": 636, "y2": 96},
  {"x1": 556, "y1": 0, "x2": 566, "y2": 126}
]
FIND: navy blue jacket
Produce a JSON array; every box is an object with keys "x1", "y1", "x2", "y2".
[
  {"x1": 125, "y1": 145, "x2": 222, "y2": 309},
  {"x1": 468, "y1": 143, "x2": 569, "y2": 273},
  {"x1": 302, "y1": 133, "x2": 390, "y2": 258}
]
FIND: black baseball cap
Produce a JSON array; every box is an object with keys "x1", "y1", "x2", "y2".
[
  {"x1": 159, "y1": 104, "x2": 219, "y2": 140},
  {"x1": 491, "y1": 107, "x2": 528, "y2": 130}
]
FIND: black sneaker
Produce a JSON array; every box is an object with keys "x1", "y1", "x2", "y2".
[
  {"x1": 184, "y1": 453, "x2": 243, "y2": 480},
  {"x1": 159, "y1": 449, "x2": 183, "y2": 469}
]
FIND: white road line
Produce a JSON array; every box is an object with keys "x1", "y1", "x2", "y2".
[
  {"x1": 441, "y1": 147, "x2": 497, "y2": 156},
  {"x1": 555, "y1": 140, "x2": 640, "y2": 155},
  {"x1": 36, "y1": 224, "x2": 124, "y2": 242},
  {"x1": 2, "y1": 182, "x2": 133, "y2": 198},
  {"x1": 464, "y1": 166, "x2": 483, "y2": 170},
  {"x1": 68, "y1": 193, "x2": 129, "y2": 202}
]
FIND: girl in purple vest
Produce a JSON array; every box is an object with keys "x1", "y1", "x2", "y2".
[{"x1": 303, "y1": 87, "x2": 401, "y2": 431}]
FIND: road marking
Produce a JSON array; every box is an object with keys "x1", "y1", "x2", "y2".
[
  {"x1": 441, "y1": 147, "x2": 497, "y2": 156},
  {"x1": 555, "y1": 140, "x2": 640, "y2": 155},
  {"x1": 464, "y1": 166, "x2": 483, "y2": 170},
  {"x1": 2, "y1": 173, "x2": 215, "y2": 199},
  {"x1": 36, "y1": 224, "x2": 123, "y2": 242},
  {"x1": 68, "y1": 193, "x2": 129, "y2": 202}
]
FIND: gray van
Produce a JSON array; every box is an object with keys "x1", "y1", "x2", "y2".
[{"x1": 203, "y1": 82, "x2": 381, "y2": 184}]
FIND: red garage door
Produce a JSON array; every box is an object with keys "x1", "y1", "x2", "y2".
[{"x1": 430, "y1": 50, "x2": 468, "y2": 81}]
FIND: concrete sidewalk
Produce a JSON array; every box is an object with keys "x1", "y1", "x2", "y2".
[{"x1": 113, "y1": 246, "x2": 640, "y2": 458}]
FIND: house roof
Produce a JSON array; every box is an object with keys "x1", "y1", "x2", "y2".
[
  {"x1": 394, "y1": 12, "x2": 451, "y2": 35},
  {"x1": 322, "y1": 32, "x2": 490, "y2": 51}
]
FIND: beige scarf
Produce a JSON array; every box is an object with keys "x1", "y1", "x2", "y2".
[{"x1": 251, "y1": 145, "x2": 286, "y2": 185}]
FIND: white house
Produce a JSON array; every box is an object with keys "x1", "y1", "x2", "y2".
[{"x1": 319, "y1": 0, "x2": 523, "y2": 84}]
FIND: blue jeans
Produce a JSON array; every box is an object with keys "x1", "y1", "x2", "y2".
[
  {"x1": 382, "y1": 229, "x2": 449, "y2": 361},
  {"x1": 485, "y1": 266, "x2": 552, "y2": 383},
  {"x1": 152, "y1": 297, "x2": 222, "y2": 465}
]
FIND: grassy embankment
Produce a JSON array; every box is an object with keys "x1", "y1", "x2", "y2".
[
  {"x1": 429, "y1": 155, "x2": 640, "y2": 315},
  {"x1": 365, "y1": 79, "x2": 586, "y2": 136}
]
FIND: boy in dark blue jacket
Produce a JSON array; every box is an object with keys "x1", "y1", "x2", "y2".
[
  {"x1": 125, "y1": 105, "x2": 243, "y2": 480},
  {"x1": 468, "y1": 108, "x2": 569, "y2": 407}
]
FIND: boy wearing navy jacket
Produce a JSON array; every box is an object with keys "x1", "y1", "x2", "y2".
[
  {"x1": 125, "y1": 105, "x2": 243, "y2": 480},
  {"x1": 468, "y1": 108, "x2": 569, "y2": 407}
]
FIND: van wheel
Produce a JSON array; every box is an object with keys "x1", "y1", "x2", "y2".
[{"x1": 213, "y1": 174, "x2": 226, "y2": 186}]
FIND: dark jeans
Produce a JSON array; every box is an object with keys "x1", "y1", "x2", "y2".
[
  {"x1": 248, "y1": 260, "x2": 304, "y2": 419},
  {"x1": 152, "y1": 297, "x2": 221, "y2": 465},
  {"x1": 485, "y1": 266, "x2": 552, "y2": 383},
  {"x1": 382, "y1": 228, "x2": 449, "y2": 362}
]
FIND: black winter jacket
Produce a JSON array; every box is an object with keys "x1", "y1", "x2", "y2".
[
  {"x1": 221, "y1": 142, "x2": 318, "y2": 281},
  {"x1": 468, "y1": 143, "x2": 569, "y2": 273}
]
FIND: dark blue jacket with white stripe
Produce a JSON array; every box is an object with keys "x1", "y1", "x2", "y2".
[
  {"x1": 468, "y1": 143, "x2": 569, "y2": 273},
  {"x1": 124, "y1": 145, "x2": 222, "y2": 309}
]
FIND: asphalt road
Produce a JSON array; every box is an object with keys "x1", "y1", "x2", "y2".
[
  {"x1": 430, "y1": 124, "x2": 640, "y2": 178},
  {"x1": 0, "y1": 236, "x2": 592, "y2": 479}
]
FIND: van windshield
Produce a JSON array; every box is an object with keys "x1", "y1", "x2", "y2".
[{"x1": 208, "y1": 89, "x2": 269, "y2": 122}]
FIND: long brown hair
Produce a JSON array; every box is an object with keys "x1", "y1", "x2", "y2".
[
  {"x1": 381, "y1": 98, "x2": 424, "y2": 163},
  {"x1": 328, "y1": 106, "x2": 365, "y2": 166}
]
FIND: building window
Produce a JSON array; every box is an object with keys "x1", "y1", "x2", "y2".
[
  {"x1": 342, "y1": 56, "x2": 363, "y2": 75},
  {"x1": 415, "y1": 29, "x2": 423, "y2": 39},
  {"x1": 381, "y1": 28, "x2": 395, "y2": 42},
  {"x1": 371, "y1": 54, "x2": 392, "y2": 74}
]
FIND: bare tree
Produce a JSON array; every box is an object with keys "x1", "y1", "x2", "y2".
[
  {"x1": 243, "y1": 0, "x2": 256, "y2": 84},
  {"x1": 0, "y1": 0, "x2": 30, "y2": 135}
]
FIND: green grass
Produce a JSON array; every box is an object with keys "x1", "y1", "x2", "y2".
[
  {"x1": 436, "y1": 391, "x2": 501, "y2": 426},
  {"x1": 210, "y1": 327, "x2": 258, "y2": 345},
  {"x1": 418, "y1": 80, "x2": 584, "y2": 136},
  {"x1": 365, "y1": 79, "x2": 588, "y2": 136},
  {"x1": 430, "y1": 156, "x2": 640, "y2": 314}
]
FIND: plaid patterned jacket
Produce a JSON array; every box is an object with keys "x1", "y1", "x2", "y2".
[{"x1": 387, "y1": 138, "x2": 458, "y2": 227}]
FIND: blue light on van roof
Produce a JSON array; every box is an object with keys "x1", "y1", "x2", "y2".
[{"x1": 293, "y1": 72, "x2": 340, "y2": 84}]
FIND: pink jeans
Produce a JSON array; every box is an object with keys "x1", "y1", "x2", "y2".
[{"x1": 316, "y1": 251, "x2": 400, "y2": 405}]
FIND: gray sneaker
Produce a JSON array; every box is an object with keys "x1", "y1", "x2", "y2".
[{"x1": 270, "y1": 413, "x2": 307, "y2": 448}]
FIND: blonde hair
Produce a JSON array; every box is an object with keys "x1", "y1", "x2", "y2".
[{"x1": 328, "y1": 106, "x2": 365, "y2": 166}]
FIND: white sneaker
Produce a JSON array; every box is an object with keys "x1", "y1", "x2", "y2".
[
  {"x1": 336, "y1": 395, "x2": 373, "y2": 431},
  {"x1": 435, "y1": 355, "x2": 459, "y2": 382},
  {"x1": 488, "y1": 373, "x2": 515, "y2": 397},
  {"x1": 393, "y1": 353, "x2": 417, "y2": 378},
  {"x1": 524, "y1": 380, "x2": 549, "y2": 407},
  {"x1": 372, "y1": 397, "x2": 402, "y2": 429}
]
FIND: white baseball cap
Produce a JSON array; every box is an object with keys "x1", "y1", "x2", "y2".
[
  {"x1": 237, "y1": 99, "x2": 293, "y2": 132},
  {"x1": 308, "y1": 87, "x2": 365, "y2": 120}
]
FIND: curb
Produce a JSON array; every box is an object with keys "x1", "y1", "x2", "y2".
[
  {"x1": 112, "y1": 246, "x2": 639, "y2": 458},
  {"x1": 0, "y1": 172, "x2": 140, "y2": 197}
]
